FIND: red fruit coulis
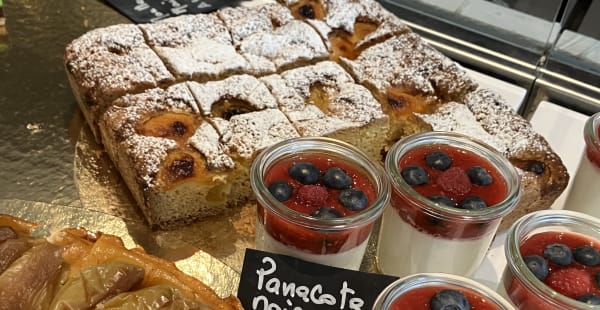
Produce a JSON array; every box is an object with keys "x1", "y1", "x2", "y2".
[
  {"x1": 260, "y1": 154, "x2": 377, "y2": 254},
  {"x1": 389, "y1": 285, "x2": 501, "y2": 310},
  {"x1": 505, "y1": 231, "x2": 600, "y2": 309},
  {"x1": 585, "y1": 125, "x2": 600, "y2": 168},
  {"x1": 392, "y1": 144, "x2": 509, "y2": 239}
]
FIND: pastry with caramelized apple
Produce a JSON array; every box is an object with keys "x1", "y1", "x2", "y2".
[
  {"x1": 0, "y1": 214, "x2": 242, "y2": 309},
  {"x1": 65, "y1": 0, "x2": 569, "y2": 230}
]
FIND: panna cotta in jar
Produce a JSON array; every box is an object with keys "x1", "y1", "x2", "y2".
[
  {"x1": 373, "y1": 273, "x2": 515, "y2": 310},
  {"x1": 502, "y1": 210, "x2": 600, "y2": 309},
  {"x1": 377, "y1": 131, "x2": 521, "y2": 277},
  {"x1": 251, "y1": 137, "x2": 390, "y2": 270},
  {"x1": 564, "y1": 112, "x2": 600, "y2": 217}
]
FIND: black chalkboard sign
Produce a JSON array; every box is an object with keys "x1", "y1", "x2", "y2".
[
  {"x1": 238, "y1": 249, "x2": 399, "y2": 310},
  {"x1": 104, "y1": 0, "x2": 246, "y2": 24}
]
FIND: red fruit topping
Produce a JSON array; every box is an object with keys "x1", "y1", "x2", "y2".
[
  {"x1": 296, "y1": 185, "x2": 328, "y2": 207},
  {"x1": 546, "y1": 268, "x2": 592, "y2": 299},
  {"x1": 436, "y1": 167, "x2": 471, "y2": 200}
]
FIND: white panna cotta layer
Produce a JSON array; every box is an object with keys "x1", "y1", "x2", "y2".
[
  {"x1": 565, "y1": 154, "x2": 600, "y2": 218},
  {"x1": 377, "y1": 207, "x2": 495, "y2": 277},
  {"x1": 255, "y1": 223, "x2": 369, "y2": 270}
]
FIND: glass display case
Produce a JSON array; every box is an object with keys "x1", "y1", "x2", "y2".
[{"x1": 379, "y1": 0, "x2": 600, "y2": 117}]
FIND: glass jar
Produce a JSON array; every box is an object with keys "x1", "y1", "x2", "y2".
[
  {"x1": 373, "y1": 273, "x2": 515, "y2": 310},
  {"x1": 564, "y1": 112, "x2": 600, "y2": 217},
  {"x1": 502, "y1": 209, "x2": 600, "y2": 309},
  {"x1": 377, "y1": 131, "x2": 521, "y2": 277},
  {"x1": 250, "y1": 137, "x2": 390, "y2": 270}
]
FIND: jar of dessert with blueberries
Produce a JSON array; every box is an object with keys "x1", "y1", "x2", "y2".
[
  {"x1": 373, "y1": 273, "x2": 515, "y2": 310},
  {"x1": 501, "y1": 209, "x2": 600, "y2": 309},
  {"x1": 377, "y1": 131, "x2": 521, "y2": 277},
  {"x1": 250, "y1": 137, "x2": 391, "y2": 270}
]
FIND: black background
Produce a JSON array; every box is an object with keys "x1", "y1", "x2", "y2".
[
  {"x1": 104, "y1": 0, "x2": 246, "y2": 23},
  {"x1": 238, "y1": 249, "x2": 399, "y2": 310}
]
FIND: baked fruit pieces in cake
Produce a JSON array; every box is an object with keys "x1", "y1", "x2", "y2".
[
  {"x1": 280, "y1": 0, "x2": 411, "y2": 60},
  {"x1": 99, "y1": 76, "x2": 299, "y2": 228},
  {"x1": 64, "y1": 0, "x2": 569, "y2": 231},
  {"x1": 0, "y1": 214, "x2": 242, "y2": 309}
]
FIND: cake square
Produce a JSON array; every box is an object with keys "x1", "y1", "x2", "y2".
[
  {"x1": 282, "y1": 0, "x2": 411, "y2": 60},
  {"x1": 64, "y1": 24, "x2": 175, "y2": 140},
  {"x1": 186, "y1": 74, "x2": 278, "y2": 118},
  {"x1": 339, "y1": 31, "x2": 478, "y2": 140},
  {"x1": 98, "y1": 83, "x2": 251, "y2": 229},
  {"x1": 217, "y1": 3, "x2": 294, "y2": 47},
  {"x1": 261, "y1": 61, "x2": 389, "y2": 160},
  {"x1": 139, "y1": 13, "x2": 250, "y2": 82},
  {"x1": 238, "y1": 19, "x2": 329, "y2": 74}
]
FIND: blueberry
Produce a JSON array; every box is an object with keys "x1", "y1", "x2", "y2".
[
  {"x1": 467, "y1": 166, "x2": 493, "y2": 186},
  {"x1": 528, "y1": 161, "x2": 545, "y2": 175},
  {"x1": 523, "y1": 255, "x2": 549, "y2": 280},
  {"x1": 429, "y1": 289, "x2": 471, "y2": 310},
  {"x1": 425, "y1": 151, "x2": 452, "y2": 171},
  {"x1": 268, "y1": 181, "x2": 293, "y2": 202},
  {"x1": 595, "y1": 272, "x2": 600, "y2": 288},
  {"x1": 578, "y1": 294, "x2": 600, "y2": 305},
  {"x1": 339, "y1": 189, "x2": 368, "y2": 211},
  {"x1": 429, "y1": 195, "x2": 456, "y2": 208},
  {"x1": 311, "y1": 207, "x2": 342, "y2": 219},
  {"x1": 401, "y1": 165, "x2": 429, "y2": 185},
  {"x1": 322, "y1": 167, "x2": 352, "y2": 189},
  {"x1": 289, "y1": 162, "x2": 320, "y2": 185},
  {"x1": 459, "y1": 196, "x2": 487, "y2": 210},
  {"x1": 574, "y1": 245, "x2": 600, "y2": 266},
  {"x1": 543, "y1": 243, "x2": 573, "y2": 266}
]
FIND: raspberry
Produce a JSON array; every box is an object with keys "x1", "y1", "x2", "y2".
[
  {"x1": 546, "y1": 268, "x2": 592, "y2": 299},
  {"x1": 436, "y1": 167, "x2": 471, "y2": 201},
  {"x1": 296, "y1": 185, "x2": 328, "y2": 207}
]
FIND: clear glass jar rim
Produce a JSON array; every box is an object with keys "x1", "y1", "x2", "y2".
[
  {"x1": 505, "y1": 209, "x2": 600, "y2": 309},
  {"x1": 584, "y1": 112, "x2": 600, "y2": 153},
  {"x1": 384, "y1": 131, "x2": 521, "y2": 222},
  {"x1": 250, "y1": 137, "x2": 391, "y2": 231},
  {"x1": 372, "y1": 273, "x2": 515, "y2": 310}
]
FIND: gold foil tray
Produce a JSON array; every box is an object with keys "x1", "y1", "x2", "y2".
[{"x1": 0, "y1": 198, "x2": 239, "y2": 298}]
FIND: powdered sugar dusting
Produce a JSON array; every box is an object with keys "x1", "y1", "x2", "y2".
[
  {"x1": 464, "y1": 89, "x2": 550, "y2": 158},
  {"x1": 189, "y1": 122, "x2": 235, "y2": 170},
  {"x1": 220, "y1": 109, "x2": 300, "y2": 159},
  {"x1": 340, "y1": 32, "x2": 477, "y2": 101},
  {"x1": 140, "y1": 13, "x2": 250, "y2": 81},
  {"x1": 153, "y1": 37, "x2": 250, "y2": 81},
  {"x1": 417, "y1": 102, "x2": 508, "y2": 153},
  {"x1": 125, "y1": 135, "x2": 178, "y2": 188},
  {"x1": 187, "y1": 74, "x2": 278, "y2": 116},
  {"x1": 115, "y1": 83, "x2": 197, "y2": 111},
  {"x1": 140, "y1": 13, "x2": 231, "y2": 47},
  {"x1": 65, "y1": 24, "x2": 174, "y2": 105},
  {"x1": 262, "y1": 61, "x2": 386, "y2": 136},
  {"x1": 218, "y1": 7, "x2": 274, "y2": 46},
  {"x1": 239, "y1": 20, "x2": 328, "y2": 71}
]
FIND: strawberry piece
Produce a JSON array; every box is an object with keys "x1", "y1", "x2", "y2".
[
  {"x1": 546, "y1": 268, "x2": 592, "y2": 299},
  {"x1": 436, "y1": 167, "x2": 471, "y2": 201},
  {"x1": 297, "y1": 185, "x2": 328, "y2": 207}
]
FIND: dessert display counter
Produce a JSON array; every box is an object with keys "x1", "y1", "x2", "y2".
[{"x1": 0, "y1": 0, "x2": 594, "y2": 308}]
